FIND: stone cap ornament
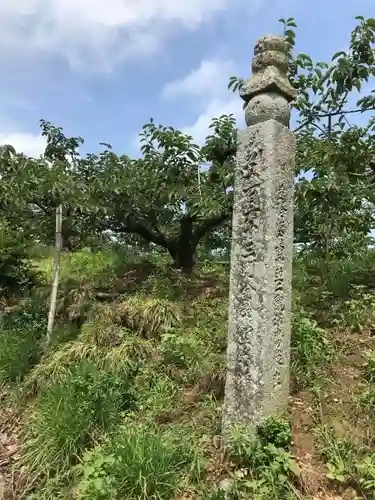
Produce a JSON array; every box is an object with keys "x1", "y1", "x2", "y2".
[{"x1": 240, "y1": 35, "x2": 297, "y2": 127}]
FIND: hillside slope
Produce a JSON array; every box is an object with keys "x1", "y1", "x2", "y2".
[{"x1": 1, "y1": 249, "x2": 375, "y2": 499}]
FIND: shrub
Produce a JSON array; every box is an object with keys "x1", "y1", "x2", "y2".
[
  {"x1": 20, "y1": 360, "x2": 137, "y2": 480},
  {"x1": 256, "y1": 417, "x2": 292, "y2": 450},
  {"x1": 0, "y1": 218, "x2": 38, "y2": 296},
  {"x1": 291, "y1": 310, "x2": 334, "y2": 388},
  {"x1": 75, "y1": 424, "x2": 197, "y2": 500},
  {"x1": 0, "y1": 326, "x2": 42, "y2": 383},
  {"x1": 226, "y1": 421, "x2": 298, "y2": 500},
  {"x1": 1, "y1": 291, "x2": 47, "y2": 331},
  {"x1": 293, "y1": 249, "x2": 375, "y2": 323},
  {"x1": 332, "y1": 288, "x2": 375, "y2": 332},
  {"x1": 160, "y1": 330, "x2": 200, "y2": 367},
  {"x1": 0, "y1": 293, "x2": 47, "y2": 382},
  {"x1": 115, "y1": 296, "x2": 181, "y2": 338}
]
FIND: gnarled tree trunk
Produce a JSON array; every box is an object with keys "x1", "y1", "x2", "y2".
[
  {"x1": 167, "y1": 216, "x2": 197, "y2": 273},
  {"x1": 168, "y1": 242, "x2": 197, "y2": 273},
  {"x1": 115, "y1": 210, "x2": 232, "y2": 274}
]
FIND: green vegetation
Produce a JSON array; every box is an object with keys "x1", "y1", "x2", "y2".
[
  {"x1": 0, "y1": 244, "x2": 373, "y2": 499},
  {"x1": 0, "y1": 14, "x2": 375, "y2": 500}
]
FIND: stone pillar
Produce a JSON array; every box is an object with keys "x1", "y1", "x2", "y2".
[{"x1": 222, "y1": 36, "x2": 296, "y2": 437}]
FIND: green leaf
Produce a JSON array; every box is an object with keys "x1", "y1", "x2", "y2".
[
  {"x1": 286, "y1": 19, "x2": 297, "y2": 28},
  {"x1": 332, "y1": 51, "x2": 348, "y2": 61},
  {"x1": 366, "y1": 18, "x2": 375, "y2": 29}
]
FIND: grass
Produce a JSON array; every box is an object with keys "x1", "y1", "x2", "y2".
[
  {"x1": 115, "y1": 295, "x2": 182, "y2": 338},
  {"x1": 75, "y1": 423, "x2": 202, "y2": 500},
  {"x1": 291, "y1": 309, "x2": 335, "y2": 390},
  {"x1": 19, "y1": 360, "x2": 138, "y2": 482},
  {"x1": 0, "y1": 326, "x2": 42, "y2": 383},
  {"x1": 1, "y1": 247, "x2": 375, "y2": 499},
  {"x1": 34, "y1": 246, "x2": 139, "y2": 284},
  {"x1": 0, "y1": 292, "x2": 47, "y2": 383}
]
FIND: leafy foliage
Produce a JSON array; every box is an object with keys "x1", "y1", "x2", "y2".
[
  {"x1": 75, "y1": 424, "x2": 199, "y2": 500},
  {"x1": 291, "y1": 310, "x2": 334, "y2": 388},
  {"x1": 225, "y1": 420, "x2": 298, "y2": 500},
  {"x1": 0, "y1": 293, "x2": 47, "y2": 382},
  {"x1": 0, "y1": 116, "x2": 237, "y2": 272},
  {"x1": 0, "y1": 218, "x2": 38, "y2": 296},
  {"x1": 20, "y1": 360, "x2": 137, "y2": 481}
]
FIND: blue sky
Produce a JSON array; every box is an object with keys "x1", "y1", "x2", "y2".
[{"x1": 0, "y1": 0, "x2": 374, "y2": 158}]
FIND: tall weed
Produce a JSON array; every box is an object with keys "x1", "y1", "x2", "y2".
[
  {"x1": 0, "y1": 293, "x2": 47, "y2": 382},
  {"x1": 0, "y1": 326, "x2": 41, "y2": 383},
  {"x1": 293, "y1": 249, "x2": 375, "y2": 323},
  {"x1": 75, "y1": 424, "x2": 198, "y2": 500},
  {"x1": 20, "y1": 360, "x2": 137, "y2": 480},
  {"x1": 291, "y1": 310, "x2": 334, "y2": 389},
  {"x1": 225, "y1": 419, "x2": 298, "y2": 500}
]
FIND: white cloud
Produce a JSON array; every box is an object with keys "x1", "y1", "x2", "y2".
[
  {"x1": 183, "y1": 97, "x2": 243, "y2": 144},
  {"x1": 0, "y1": 132, "x2": 46, "y2": 157},
  {"x1": 130, "y1": 96, "x2": 242, "y2": 153},
  {"x1": 162, "y1": 58, "x2": 236, "y2": 100},
  {"x1": 0, "y1": 0, "x2": 263, "y2": 72},
  {"x1": 162, "y1": 57, "x2": 243, "y2": 143}
]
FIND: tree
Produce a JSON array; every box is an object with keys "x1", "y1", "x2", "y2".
[
  {"x1": 229, "y1": 16, "x2": 375, "y2": 257},
  {"x1": 196, "y1": 219, "x2": 232, "y2": 260},
  {"x1": 1, "y1": 116, "x2": 236, "y2": 273},
  {"x1": 295, "y1": 126, "x2": 375, "y2": 257},
  {"x1": 74, "y1": 115, "x2": 237, "y2": 272},
  {"x1": 0, "y1": 124, "x2": 99, "y2": 251}
]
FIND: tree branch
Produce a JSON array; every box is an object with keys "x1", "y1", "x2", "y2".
[
  {"x1": 193, "y1": 210, "x2": 232, "y2": 244},
  {"x1": 294, "y1": 106, "x2": 375, "y2": 133},
  {"x1": 115, "y1": 217, "x2": 170, "y2": 249}
]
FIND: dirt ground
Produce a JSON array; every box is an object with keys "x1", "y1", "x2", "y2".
[{"x1": 291, "y1": 330, "x2": 375, "y2": 500}]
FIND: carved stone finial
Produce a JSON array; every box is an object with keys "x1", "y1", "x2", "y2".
[{"x1": 240, "y1": 35, "x2": 297, "y2": 127}]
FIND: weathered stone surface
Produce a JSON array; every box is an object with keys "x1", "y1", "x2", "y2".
[
  {"x1": 222, "y1": 120, "x2": 295, "y2": 436},
  {"x1": 222, "y1": 31, "x2": 296, "y2": 438},
  {"x1": 240, "y1": 35, "x2": 296, "y2": 127},
  {"x1": 244, "y1": 91, "x2": 291, "y2": 127}
]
